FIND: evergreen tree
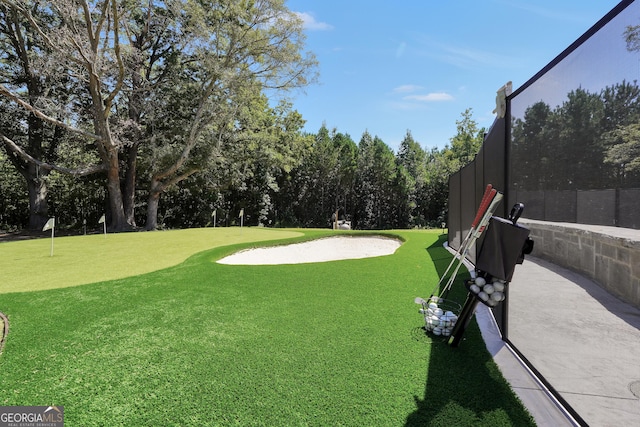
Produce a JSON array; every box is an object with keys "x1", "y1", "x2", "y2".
[{"x1": 449, "y1": 108, "x2": 485, "y2": 167}]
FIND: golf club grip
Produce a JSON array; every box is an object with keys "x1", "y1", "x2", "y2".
[
  {"x1": 475, "y1": 192, "x2": 504, "y2": 235},
  {"x1": 471, "y1": 187, "x2": 497, "y2": 228}
]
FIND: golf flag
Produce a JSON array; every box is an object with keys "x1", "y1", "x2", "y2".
[
  {"x1": 99, "y1": 213, "x2": 107, "y2": 237},
  {"x1": 43, "y1": 217, "x2": 55, "y2": 256},
  {"x1": 42, "y1": 218, "x2": 55, "y2": 232},
  {"x1": 239, "y1": 208, "x2": 244, "y2": 218}
]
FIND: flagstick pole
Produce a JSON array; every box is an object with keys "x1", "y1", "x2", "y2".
[
  {"x1": 103, "y1": 221, "x2": 106, "y2": 238},
  {"x1": 50, "y1": 226, "x2": 54, "y2": 257}
]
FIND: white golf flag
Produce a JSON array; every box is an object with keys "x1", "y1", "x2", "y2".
[
  {"x1": 239, "y1": 208, "x2": 244, "y2": 218},
  {"x1": 98, "y1": 214, "x2": 106, "y2": 224},
  {"x1": 42, "y1": 218, "x2": 55, "y2": 231}
]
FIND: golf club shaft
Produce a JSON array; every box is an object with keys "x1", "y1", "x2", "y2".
[
  {"x1": 434, "y1": 186, "x2": 496, "y2": 290},
  {"x1": 439, "y1": 192, "x2": 504, "y2": 296}
]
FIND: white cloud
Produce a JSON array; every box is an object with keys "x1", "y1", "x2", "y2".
[
  {"x1": 404, "y1": 92, "x2": 455, "y2": 102},
  {"x1": 294, "y1": 12, "x2": 333, "y2": 31}
]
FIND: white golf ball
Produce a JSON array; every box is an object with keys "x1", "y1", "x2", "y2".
[
  {"x1": 469, "y1": 284, "x2": 480, "y2": 294},
  {"x1": 433, "y1": 308, "x2": 443, "y2": 317},
  {"x1": 442, "y1": 328, "x2": 452, "y2": 336},
  {"x1": 486, "y1": 298, "x2": 497, "y2": 307},
  {"x1": 478, "y1": 291, "x2": 489, "y2": 301},
  {"x1": 492, "y1": 282, "x2": 505, "y2": 292},
  {"x1": 432, "y1": 327, "x2": 442, "y2": 336},
  {"x1": 428, "y1": 302, "x2": 438, "y2": 310},
  {"x1": 483, "y1": 284, "x2": 495, "y2": 295},
  {"x1": 448, "y1": 314, "x2": 458, "y2": 324},
  {"x1": 475, "y1": 277, "x2": 486, "y2": 287},
  {"x1": 430, "y1": 315, "x2": 440, "y2": 324},
  {"x1": 491, "y1": 291, "x2": 505, "y2": 302},
  {"x1": 425, "y1": 318, "x2": 434, "y2": 330},
  {"x1": 444, "y1": 310, "x2": 455, "y2": 318}
]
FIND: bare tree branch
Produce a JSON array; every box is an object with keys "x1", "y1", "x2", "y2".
[
  {"x1": 103, "y1": 0, "x2": 125, "y2": 115},
  {"x1": 1, "y1": 133, "x2": 106, "y2": 176},
  {"x1": 0, "y1": 0, "x2": 85, "y2": 67},
  {"x1": 0, "y1": 84, "x2": 102, "y2": 141}
]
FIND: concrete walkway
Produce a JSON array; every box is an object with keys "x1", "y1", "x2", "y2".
[{"x1": 476, "y1": 255, "x2": 640, "y2": 426}]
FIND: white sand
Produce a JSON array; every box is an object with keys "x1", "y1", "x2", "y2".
[{"x1": 217, "y1": 235, "x2": 402, "y2": 265}]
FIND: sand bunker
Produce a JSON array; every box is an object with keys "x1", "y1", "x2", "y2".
[{"x1": 217, "y1": 235, "x2": 402, "y2": 265}]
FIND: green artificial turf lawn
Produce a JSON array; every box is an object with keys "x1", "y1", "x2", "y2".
[
  {"x1": 0, "y1": 229, "x2": 535, "y2": 426},
  {"x1": 0, "y1": 227, "x2": 303, "y2": 293}
]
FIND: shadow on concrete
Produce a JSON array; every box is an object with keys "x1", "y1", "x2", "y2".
[{"x1": 529, "y1": 256, "x2": 640, "y2": 332}]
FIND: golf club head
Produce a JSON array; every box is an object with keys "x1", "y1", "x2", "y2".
[{"x1": 414, "y1": 296, "x2": 427, "y2": 305}]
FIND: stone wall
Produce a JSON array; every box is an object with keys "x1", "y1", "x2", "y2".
[{"x1": 518, "y1": 219, "x2": 640, "y2": 309}]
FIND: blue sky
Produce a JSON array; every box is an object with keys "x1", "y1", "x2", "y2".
[{"x1": 284, "y1": 0, "x2": 624, "y2": 151}]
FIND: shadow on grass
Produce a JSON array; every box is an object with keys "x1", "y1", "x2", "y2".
[{"x1": 404, "y1": 234, "x2": 535, "y2": 426}]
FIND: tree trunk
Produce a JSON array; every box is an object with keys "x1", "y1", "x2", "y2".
[
  {"x1": 145, "y1": 188, "x2": 160, "y2": 231},
  {"x1": 4, "y1": 144, "x2": 50, "y2": 231},
  {"x1": 106, "y1": 155, "x2": 128, "y2": 231},
  {"x1": 25, "y1": 104, "x2": 49, "y2": 230},
  {"x1": 27, "y1": 172, "x2": 49, "y2": 230},
  {"x1": 122, "y1": 144, "x2": 138, "y2": 228}
]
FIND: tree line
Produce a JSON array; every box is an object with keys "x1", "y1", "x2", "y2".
[
  {"x1": 0, "y1": 0, "x2": 483, "y2": 232},
  {"x1": 1, "y1": 109, "x2": 484, "y2": 231},
  {"x1": 512, "y1": 23, "x2": 640, "y2": 192},
  {"x1": 511, "y1": 80, "x2": 640, "y2": 191}
]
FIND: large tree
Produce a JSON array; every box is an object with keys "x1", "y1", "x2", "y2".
[
  {"x1": 140, "y1": 0, "x2": 317, "y2": 230},
  {"x1": 354, "y1": 132, "x2": 397, "y2": 229},
  {"x1": 0, "y1": 0, "x2": 317, "y2": 231},
  {"x1": 0, "y1": 0, "x2": 133, "y2": 230},
  {"x1": 0, "y1": 2, "x2": 85, "y2": 229},
  {"x1": 396, "y1": 130, "x2": 426, "y2": 227}
]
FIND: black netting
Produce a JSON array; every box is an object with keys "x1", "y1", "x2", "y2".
[
  {"x1": 445, "y1": 7, "x2": 640, "y2": 419},
  {"x1": 509, "y1": 0, "x2": 640, "y2": 227},
  {"x1": 448, "y1": 1, "x2": 640, "y2": 345}
]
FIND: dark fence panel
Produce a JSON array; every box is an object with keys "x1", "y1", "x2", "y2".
[
  {"x1": 619, "y1": 188, "x2": 640, "y2": 228},
  {"x1": 577, "y1": 190, "x2": 616, "y2": 226},
  {"x1": 448, "y1": 119, "x2": 507, "y2": 262},
  {"x1": 544, "y1": 191, "x2": 576, "y2": 222},
  {"x1": 448, "y1": 172, "x2": 462, "y2": 251},
  {"x1": 483, "y1": 118, "x2": 507, "y2": 219},
  {"x1": 460, "y1": 163, "x2": 477, "y2": 263},
  {"x1": 513, "y1": 188, "x2": 639, "y2": 226},
  {"x1": 513, "y1": 190, "x2": 544, "y2": 219}
]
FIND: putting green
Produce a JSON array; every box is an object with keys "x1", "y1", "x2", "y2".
[{"x1": 0, "y1": 227, "x2": 302, "y2": 294}]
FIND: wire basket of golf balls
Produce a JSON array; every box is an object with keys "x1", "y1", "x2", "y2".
[
  {"x1": 465, "y1": 274, "x2": 507, "y2": 307},
  {"x1": 419, "y1": 296, "x2": 461, "y2": 337}
]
